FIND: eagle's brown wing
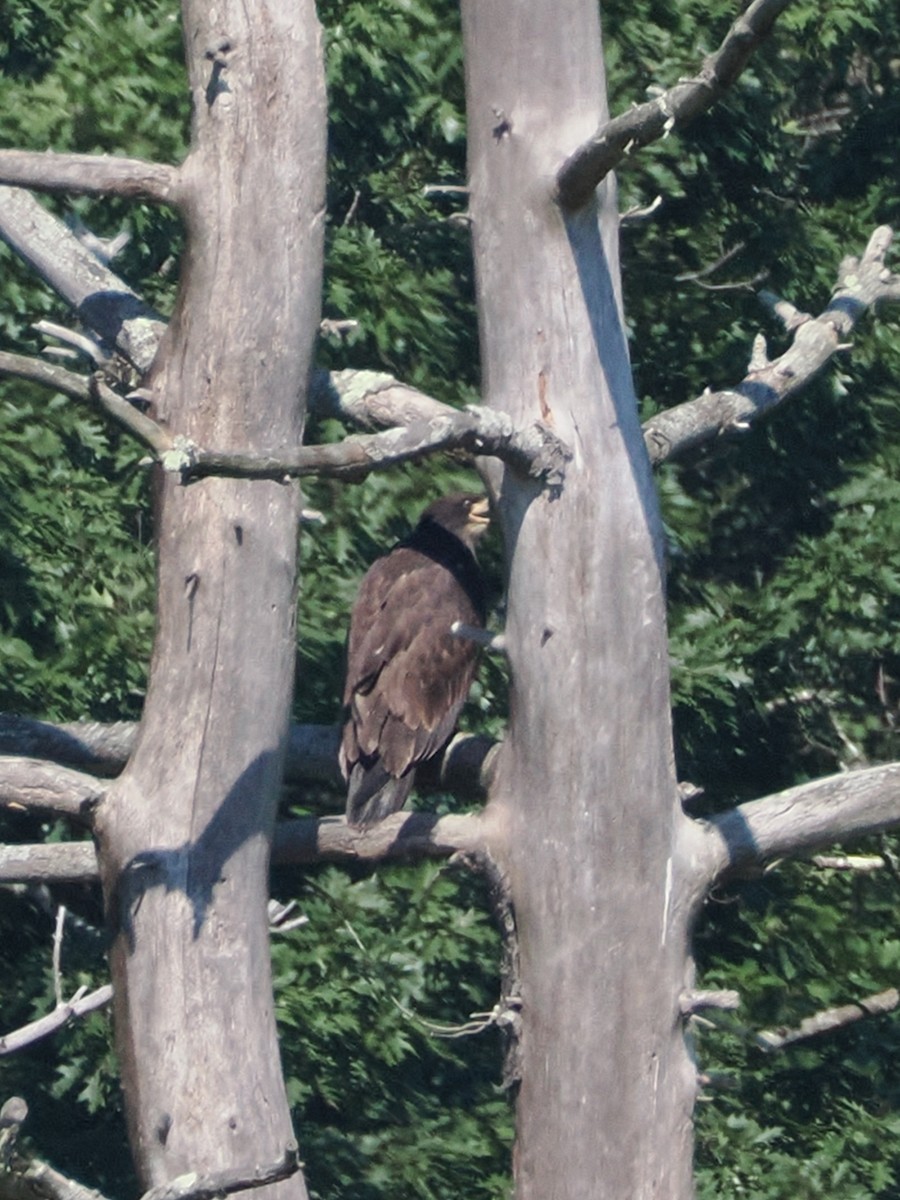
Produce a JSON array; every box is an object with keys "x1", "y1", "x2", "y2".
[{"x1": 340, "y1": 544, "x2": 483, "y2": 826}]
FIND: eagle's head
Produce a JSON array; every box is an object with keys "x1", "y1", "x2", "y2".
[{"x1": 420, "y1": 493, "x2": 490, "y2": 552}]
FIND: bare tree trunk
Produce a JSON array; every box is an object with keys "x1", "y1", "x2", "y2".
[
  {"x1": 461, "y1": 1, "x2": 698, "y2": 1195},
  {"x1": 93, "y1": 3, "x2": 325, "y2": 1194}
]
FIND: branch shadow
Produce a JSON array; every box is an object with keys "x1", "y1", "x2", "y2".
[{"x1": 113, "y1": 748, "x2": 284, "y2": 949}]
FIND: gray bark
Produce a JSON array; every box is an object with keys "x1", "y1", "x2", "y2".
[
  {"x1": 88, "y1": 3, "x2": 326, "y2": 1195},
  {"x1": 460, "y1": 1, "x2": 697, "y2": 1195}
]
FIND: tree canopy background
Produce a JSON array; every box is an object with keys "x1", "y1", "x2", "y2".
[{"x1": 1, "y1": 0, "x2": 898, "y2": 1195}]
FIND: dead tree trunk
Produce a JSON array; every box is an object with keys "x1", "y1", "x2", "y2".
[
  {"x1": 461, "y1": 1, "x2": 698, "y2": 1194},
  {"x1": 92, "y1": 2, "x2": 325, "y2": 1193}
]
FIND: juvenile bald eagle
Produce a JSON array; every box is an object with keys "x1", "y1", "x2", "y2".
[{"x1": 340, "y1": 493, "x2": 490, "y2": 828}]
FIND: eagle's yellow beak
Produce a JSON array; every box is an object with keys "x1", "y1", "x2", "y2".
[{"x1": 468, "y1": 496, "x2": 491, "y2": 529}]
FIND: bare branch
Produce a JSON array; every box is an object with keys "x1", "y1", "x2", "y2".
[
  {"x1": 0, "y1": 187, "x2": 165, "y2": 372},
  {"x1": 1, "y1": 349, "x2": 567, "y2": 488},
  {"x1": 557, "y1": 0, "x2": 793, "y2": 207},
  {"x1": 643, "y1": 226, "x2": 900, "y2": 466},
  {"x1": 0, "y1": 808, "x2": 492, "y2": 885},
  {"x1": 0, "y1": 716, "x2": 496, "y2": 799},
  {"x1": 274, "y1": 809, "x2": 489, "y2": 865},
  {"x1": 138, "y1": 1147, "x2": 301, "y2": 1200},
  {"x1": 0, "y1": 189, "x2": 561, "y2": 482},
  {"x1": 0, "y1": 1157, "x2": 112, "y2": 1200},
  {"x1": 422, "y1": 184, "x2": 470, "y2": 196},
  {"x1": 0, "y1": 716, "x2": 342, "y2": 786},
  {"x1": 693, "y1": 762, "x2": 900, "y2": 884},
  {"x1": 620, "y1": 194, "x2": 663, "y2": 225},
  {"x1": 0, "y1": 842, "x2": 99, "y2": 884},
  {"x1": 0, "y1": 151, "x2": 180, "y2": 205},
  {"x1": 0, "y1": 758, "x2": 105, "y2": 822},
  {"x1": 680, "y1": 989, "x2": 741, "y2": 1015},
  {"x1": 0, "y1": 986, "x2": 112, "y2": 1057},
  {"x1": 318, "y1": 317, "x2": 359, "y2": 338},
  {"x1": 674, "y1": 241, "x2": 747, "y2": 284},
  {"x1": 33, "y1": 321, "x2": 109, "y2": 365},
  {"x1": 68, "y1": 215, "x2": 131, "y2": 265},
  {"x1": 4, "y1": 183, "x2": 893, "y2": 487},
  {"x1": 11, "y1": 734, "x2": 884, "y2": 894},
  {"x1": 809, "y1": 853, "x2": 886, "y2": 872},
  {"x1": 51, "y1": 907, "x2": 65, "y2": 1007},
  {"x1": 167, "y1": 405, "x2": 570, "y2": 487},
  {"x1": 0, "y1": 717, "x2": 136, "y2": 778},
  {"x1": 89, "y1": 374, "x2": 175, "y2": 457},
  {"x1": 309, "y1": 367, "x2": 453, "y2": 428},
  {"x1": 0, "y1": 355, "x2": 166, "y2": 464},
  {"x1": 0, "y1": 351, "x2": 92, "y2": 401},
  {"x1": 756, "y1": 988, "x2": 900, "y2": 1052}
]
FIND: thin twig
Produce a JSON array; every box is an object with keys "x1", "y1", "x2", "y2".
[
  {"x1": 675, "y1": 242, "x2": 747, "y2": 283},
  {"x1": 138, "y1": 1146, "x2": 301, "y2": 1200},
  {"x1": 680, "y1": 989, "x2": 741, "y2": 1015},
  {"x1": 52, "y1": 907, "x2": 66, "y2": 1007},
  {"x1": 0, "y1": 985, "x2": 112, "y2": 1056},
  {"x1": 33, "y1": 320, "x2": 110, "y2": 365},
  {"x1": 756, "y1": 988, "x2": 900, "y2": 1052},
  {"x1": 88, "y1": 374, "x2": 175, "y2": 457},
  {"x1": 450, "y1": 621, "x2": 508, "y2": 654}
]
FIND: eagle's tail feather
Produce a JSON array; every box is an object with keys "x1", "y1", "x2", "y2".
[{"x1": 345, "y1": 763, "x2": 415, "y2": 828}]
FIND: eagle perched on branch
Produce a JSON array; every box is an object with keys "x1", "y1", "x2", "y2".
[{"x1": 340, "y1": 493, "x2": 490, "y2": 828}]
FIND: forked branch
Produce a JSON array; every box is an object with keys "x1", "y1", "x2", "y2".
[
  {"x1": 644, "y1": 226, "x2": 900, "y2": 465},
  {"x1": 2, "y1": 189, "x2": 892, "y2": 476},
  {"x1": 0, "y1": 986, "x2": 112, "y2": 1056},
  {"x1": 169, "y1": 406, "x2": 568, "y2": 485},
  {"x1": 557, "y1": 0, "x2": 794, "y2": 208}
]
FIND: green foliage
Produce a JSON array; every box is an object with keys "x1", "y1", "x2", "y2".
[
  {"x1": 693, "y1": 853, "x2": 900, "y2": 1198},
  {"x1": 318, "y1": 0, "x2": 475, "y2": 397},
  {"x1": 0, "y1": 383, "x2": 155, "y2": 719},
  {"x1": 271, "y1": 862, "x2": 511, "y2": 1200},
  {"x1": 0, "y1": 870, "x2": 132, "y2": 1195}
]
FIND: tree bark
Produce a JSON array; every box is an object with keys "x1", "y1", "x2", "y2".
[
  {"x1": 460, "y1": 1, "x2": 698, "y2": 1195},
  {"x1": 90, "y1": 3, "x2": 325, "y2": 1195}
]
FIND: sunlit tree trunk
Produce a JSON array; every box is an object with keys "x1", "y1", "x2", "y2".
[
  {"x1": 461, "y1": 1, "x2": 699, "y2": 1194},
  {"x1": 93, "y1": 3, "x2": 326, "y2": 1194}
]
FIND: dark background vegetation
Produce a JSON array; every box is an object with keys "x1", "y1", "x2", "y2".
[{"x1": 1, "y1": 0, "x2": 898, "y2": 1195}]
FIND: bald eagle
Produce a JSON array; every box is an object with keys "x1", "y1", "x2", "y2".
[{"x1": 340, "y1": 493, "x2": 490, "y2": 827}]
